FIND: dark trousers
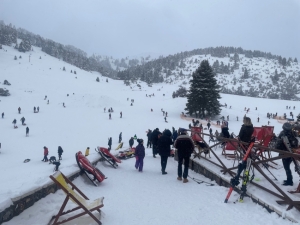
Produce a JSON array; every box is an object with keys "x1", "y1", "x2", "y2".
[
  {"x1": 161, "y1": 156, "x2": 169, "y2": 172},
  {"x1": 178, "y1": 156, "x2": 190, "y2": 179},
  {"x1": 42, "y1": 155, "x2": 48, "y2": 162},
  {"x1": 152, "y1": 145, "x2": 158, "y2": 156},
  {"x1": 283, "y1": 157, "x2": 293, "y2": 182},
  {"x1": 58, "y1": 154, "x2": 62, "y2": 160},
  {"x1": 147, "y1": 139, "x2": 152, "y2": 148},
  {"x1": 135, "y1": 156, "x2": 144, "y2": 171}
]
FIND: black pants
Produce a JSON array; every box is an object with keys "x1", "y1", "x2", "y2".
[
  {"x1": 282, "y1": 157, "x2": 293, "y2": 182},
  {"x1": 58, "y1": 154, "x2": 62, "y2": 160},
  {"x1": 152, "y1": 145, "x2": 158, "y2": 156},
  {"x1": 147, "y1": 139, "x2": 152, "y2": 148},
  {"x1": 178, "y1": 156, "x2": 190, "y2": 179},
  {"x1": 161, "y1": 156, "x2": 169, "y2": 172}
]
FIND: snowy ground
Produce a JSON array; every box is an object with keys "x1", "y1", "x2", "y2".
[{"x1": 0, "y1": 45, "x2": 299, "y2": 224}]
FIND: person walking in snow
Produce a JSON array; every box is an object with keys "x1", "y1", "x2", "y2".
[
  {"x1": 174, "y1": 130, "x2": 194, "y2": 183},
  {"x1": 18, "y1": 107, "x2": 21, "y2": 114},
  {"x1": 257, "y1": 117, "x2": 260, "y2": 122},
  {"x1": 135, "y1": 139, "x2": 145, "y2": 172},
  {"x1": 158, "y1": 129, "x2": 173, "y2": 175},
  {"x1": 119, "y1": 132, "x2": 122, "y2": 143},
  {"x1": 108, "y1": 137, "x2": 112, "y2": 150},
  {"x1": 2, "y1": 112, "x2": 4, "y2": 118},
  {"x1": 151, "y1": 128, "x2": 160, "y2": 158},
  {"x1": 109, "y1": 113, "x2": 111, "y2": 119},
  {"x1": 129, "y1": 137, "x2": 134, "y2": 148},
  {"x1": 34, "y1": 107, "x2": 36, "y2": 113},
  {"x1": 147, "y1": 129, "x2": 152, "y2": 148},
  {"x1": 164, "y1": 117, "x2": 167, "y2": 122},
  {"x1": 12, "y1": 119, "x2": 17, "y2": 128},
  {"x1": 85, "y1": 147, "x2": 90, "y2": 157},
  {"x1": 20, "y1": 117, "x2": 25, "y2": 125},
  {"x1": 120, "y1": 111, "x2": 122, "y2": 118},
  {"x1": 104, "y1": 107, "x2": 106, "y2": 113},
  {"x1": 42, "y1": 146, "x2": 49, "y2": 162},
  {"x1": 166, "y1": 112, "x2": 168, "y2": 117},
  {"x1": 207, "y1": 122, "x2": 211, "y2": 130},
  {"x1": 37, "y1": 106, "x2": 39, "y2": 112},
  {"x1": 26, "y1": 127, "x2": 29, "y2": 136},
  {"x1": 58, "y1": 146, "x2": 63, "y2": 160}
]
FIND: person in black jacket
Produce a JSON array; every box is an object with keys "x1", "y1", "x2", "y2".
[
  {"x1": 174, "y1": 130, "x2": 194, "y2": 183},
  {"x1": 147, "y1": 129, "x2": 152, "y2": 148},
  {"x1": 238, "y1": 117, "x2": 254, "y2": 143},
  {"x1": 58, "y1": 146, "x2": 63, "y2": 160},
  {"x1": 276, "y1": 122, "x2": 299, "y2": 186},
  {"x1": 151, "y1": 128, "x2": 160, "y2": 158},
  {"x1": 108, "y1": 137, "x2": 112, "y2": 151},
  {"x1": 129, "y1": 137, "x2": 134, "y2": 148},
  {"x1": 158, "y1": 129, "x2": 173, "y2": 175}
]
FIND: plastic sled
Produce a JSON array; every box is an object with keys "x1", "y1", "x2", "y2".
[
  {"x1": 76, "y1": 151, "x2": 106, "y2": 186},
  {"x1": 115, "y1": 142, "x2": 123, "y2": 150},
  {"x1": 95, "y1": 147, "x2": 121, "y2": 169},
  {"x1": 117, "y1": 147, "x2": 135, "y2": 159}
]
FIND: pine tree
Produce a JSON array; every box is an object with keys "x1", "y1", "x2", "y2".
[
  {"x1": 243, "y1": 68, "x2": 249, "y2": 79},
  {"x1": 185, "y1": 60, "x2": 221, "y2": 118}
]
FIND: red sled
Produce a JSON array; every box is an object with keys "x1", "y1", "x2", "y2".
[
  {"x1": 95, "y1": 147, "x2": 121, "y2": 169},
  {"x1": 75, "y1": 151, "x2": 106, "y2": 186}
]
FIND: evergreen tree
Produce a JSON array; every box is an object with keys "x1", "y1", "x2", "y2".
[
  {"x1": 294, "y1": 58, "x2": 298, "y2": 63},
  {"x1": 243, "y1": 68, "x2": 249, "y2": 79},
  {"x1": 185, "y1": 60, "x2": 221, "y2": 118}
]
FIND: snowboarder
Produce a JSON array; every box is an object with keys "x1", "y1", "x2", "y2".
[
  {"x1": 2, "y1": 112, "x2": 4, "y2": 118},
  {"x1": 34, "y1": 107, "x2": 36, "y2": 113},
  {"x1": 58, "y1": 146, "x2": 63, "y2": 160},
  {"x1": 135, "y1": 139, "x2": 145, "y2": 172},
  {"x1": 12, "y1": 119, "x2": 17, "y2": 128},
  {"x1": 85, "y1": 147, "x2": 90, "y2": 157},
  {"x1": 158, "y1": 129, "x2": 173, "y2": 175},
  {"x1": 174, "y1": 129, "x2": 194, "y2": 183},
  {"x1": 42, "y1": 146, "x2": 49, "y2": 162},
  {"x1": 20, "y1": 117, "x2": 25, "y2": 125},
  {"x1": 120, "y1": 111, "x2": 122, "y2": 118},
  {"x1": 109, "y1": 113, "x2": 111, "y2": 119},
  {"x1": 129, "y1": 137, "x2": 134, "y2": 148},
  {"x1": 119, "y1": 132, "x2": 122, "y2": 143},
  {"x1": 108, "y1": 137, "x2": 112, "y2": 150},
  {"x1": 26, "y1": 127, "x2": 29, "y2": 136},
  {"x1": 18, "y1": 107, "x2": 21, "y2": 114}
]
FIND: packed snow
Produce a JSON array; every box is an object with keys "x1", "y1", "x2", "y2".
[{"x1": 0, "y1": 45, "x2": 298, "y2": 225}]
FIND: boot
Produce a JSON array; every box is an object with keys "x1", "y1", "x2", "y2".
[
  {"x1": 177, "y1": 177, "x2": 182, "y2": 181},
  {"x1": 183, "y1": 178, "x2": 189, "y2": 183},
  {"x1": 162, "y1": 171, "x2": 167, "y2": 175},
  {"x1": 283, "y1": 180, "x2": 293, "y2": 186}
]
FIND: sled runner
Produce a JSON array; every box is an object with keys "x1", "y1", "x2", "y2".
[
  {"x1": 95, "y1": 147, "x2": 121, "y2": 169},
  {"x1": 117, "y1": 147, "x2": 135, "y2": 159},
  {"x1": 48, "y1": 171, "x2": 104, "y2": 225},
  {"x1": 76, "y1": 151, "x2": 106, "y2": 186}
]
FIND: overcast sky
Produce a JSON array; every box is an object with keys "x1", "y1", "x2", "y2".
[{"x1": 1, "y1": 0, "x2": 299, "y2": 59}]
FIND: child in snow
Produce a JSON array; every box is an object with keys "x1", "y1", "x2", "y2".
[
  {"x1": 85, "y1": 147, "x2": 90, "y2": 156},
  {"x1": 58, "y1": 146, "x2": 63, "y2": 160},
  {"x1": 135, "y1": 139, "x2": 145, "y2": 172}
]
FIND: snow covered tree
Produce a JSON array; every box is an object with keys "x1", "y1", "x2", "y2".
[
  {"x1": 185, "y1": 60, "x2": 221, "y2": 118},
  {"x1": 96, "y1": 77, "x2": 100, "y2": 82},
  {"x1": 243, "y1": 68, "x2": 249, "y2": 79},
  {"x1": 294, "y1": 58, "x2": 298, "y2": 63},
  {"x1": 18, "y1": 39, "x2": 31, "y2": 52}
]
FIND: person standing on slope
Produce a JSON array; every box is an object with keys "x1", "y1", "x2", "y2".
[
  {"x1": 135, "y1": 139, "x2": 145, "y2": 172},
  {"x1": 238, "y1": 117, "x2": 254, "y2": 145},
  {"x1": 151, "y1": 128, "x2": 160, "y2": 158},
  {"x1": 158, "y1": 129, "x2": 173, "y2": 175},
  {"x1": 129, "y1": 137, "x2": 134, "y2": 148},
  {"x1": 58, "y1": 146, "x2": 64, "y2": 160},
  {"x1": 108, "y1": 137, "x2": 112, "y2": 151},
  {"x1": 42, "y1": 146, "x2": 49, "y2": 162},
  {"x1": 174, "y1": 130, "x2": 194, "y2": 183}
]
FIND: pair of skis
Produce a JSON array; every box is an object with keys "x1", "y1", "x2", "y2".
[{"x1": 224, "y1": 139, "x2": 255, "y2": 203}]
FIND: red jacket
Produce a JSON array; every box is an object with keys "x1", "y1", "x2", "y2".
[{"x1": 44, "y1": 148, "x2": 48, "y2": 155}]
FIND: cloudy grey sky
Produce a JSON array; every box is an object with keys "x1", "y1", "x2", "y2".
[{"x1": 1, "y1": 0, "x2": 299, "y2": 59}]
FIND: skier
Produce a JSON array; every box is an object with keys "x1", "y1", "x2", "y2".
[
  {"x1": 108, "y1": 137, "x2": 112, "y2": 150},
  {"x1": 58, "y1": 146, "x2": 63, "y2": 160},
  {"x1": 276, "y1": 122, "x2": 299, "y2": 186},
  {"x1": 42, "y1": 146, "x2": 49, "y2": 162},
  {"x1": 109, "y1": 113, "x2": 111, "y2": 119},
  {"x1": 120, "y1": 111, "x2": 122, "y2": 118},
  {"x1": 119, "y1": 132, "x2": 122, "y2": 143},
  {"x1": 2, "y1": 112, "x2": 4, "y2": 118},
  {"x1": 26, "y1": 127, "x2": 29, "y2": 136},
  {"x1": 129, "y1": 137, "x2": 134, "y2": 148},
  {"x1": 135, "y1": 139, "x2": 145, "y2": 172},
  {"x1": 147, "y1": 129, "x2": 152, "y2": 148},
  {"x1": 34, "y1": 106, "x2": 36, "y2": 112},
  {"x1": 12, "y1": 119, "x2": 17, "y2": 128},
  {"x1": 18, "y1": 107, "x2": 21, "y2": 114},
  {"x1": 174, "y1": 130, "x2": 194, "y2": 183},
  {"x1": 158, "y1": 129, "x2": 173, "y2": 175},
  {"x1": 85, "y1": 147, "x2": 90, "y2": 157},
  {"x1": 20, "y1": 117, "x2": 25, "y2": 125}
]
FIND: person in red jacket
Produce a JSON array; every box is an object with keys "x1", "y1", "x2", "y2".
[{"x1": 42, "y1": 146, "x2": 49, "y2": 162}]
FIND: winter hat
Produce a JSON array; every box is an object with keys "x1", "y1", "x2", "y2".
[
  {"x1": 282, "y1": 122, "x2": 292, "y2": 131},
  {"x1": 137, "y1": 139, "x2": 144, "y2": 144}
]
